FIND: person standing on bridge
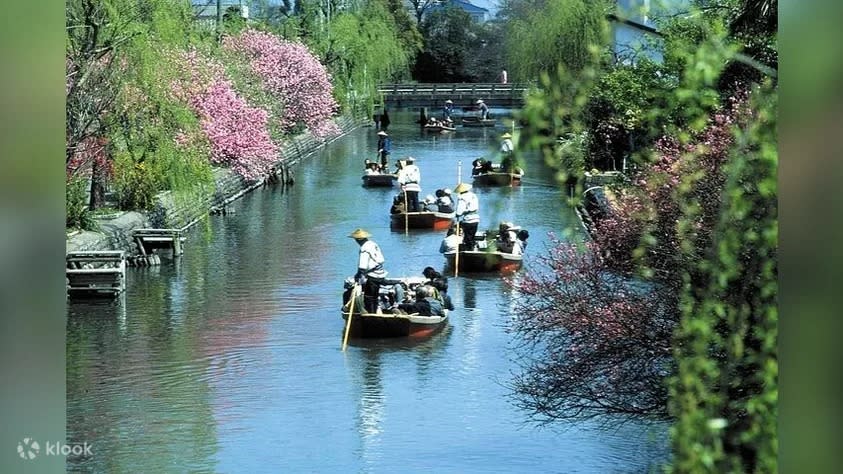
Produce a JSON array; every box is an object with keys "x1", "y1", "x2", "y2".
[
  {"x1": 499, "y1": 69, "x2": 508, "y2": 84},
  {"x1": 377, "y1": 130, "x2": 391, "y2": 172},
  {"x1": 476, "y1": 99, "x2": 489, "y2": 120}
]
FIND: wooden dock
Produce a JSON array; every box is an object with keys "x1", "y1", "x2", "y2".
[
  {"x1": 133, "y1": 228, "x2": 186, "y2": 257},
  {"x1": 66, "y1": 251, "x2": 126, "y2": 297},
  {"x1": 378, "y1": 83, "x2": 527, "y2": 108}
]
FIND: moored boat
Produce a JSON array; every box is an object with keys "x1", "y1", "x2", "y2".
[
  {"x1": 423, "y1": 124, "x2": 457, "y2": 133},
  {"x1": 362, "y1": 173, "x2": 397, "y2": 187},
  {"x1": 461, "y1": 117, "x2": 497, "y2": 127},
  {"x1": 390, "y1": 210, "x2": 455, "y2": 230},
  {"x1": 341, "y1": 277, "x2": 449, "y2": 338},
  {"x1": 472, "y1": 171, "x2": 523, "y2": 186}
]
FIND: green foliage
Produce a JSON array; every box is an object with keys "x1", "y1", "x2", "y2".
[
  {"x1": 413, "y1": 6, "x2": 489, "y2": 82},
  {"x1": 584, "y1": 59, "x2": 676, "y2": 170},
  {"x1": 668, "y1": 82, "x2": 777, "y2": 474},
  {"x1": 66, "y1": 176, "x2": 97, "y2": 230},
  {"x1": 503, "y1": 0, "x2": 610, "y2": 81},
  {"x1": 105, "y1": 2, "x2": 215, "y2": 210},
  {"x1": 309, "y1": 1, "x2": 412, "y2": 114}
]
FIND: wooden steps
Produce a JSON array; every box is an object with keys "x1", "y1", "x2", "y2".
[{"x1": 66, "y1": 251, "x2": 126, "y2": 297}]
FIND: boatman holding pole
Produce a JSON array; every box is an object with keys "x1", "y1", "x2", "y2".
[
  {"x1": 349, "y1": 228, "x2": 389, "y2": 313},
  {"x1": 397, "y1": 156, "x2": 422, "y2": 212},
  {"x1": 453, "y1": 182, "x2": 480, "y2": 250},
  {"x1": 377, "y1": 131, "x2": 391, "y2": 172}
]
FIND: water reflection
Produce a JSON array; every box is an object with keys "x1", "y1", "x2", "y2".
[{"x1": 67, "y1": 110, "x2": 669, "y2": 472}]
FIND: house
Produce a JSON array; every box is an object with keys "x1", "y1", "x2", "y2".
[
  {"x1": 609, "y1": 0, "x2": 689, "y2": 63},
  {"x1": 192, "y1": 1, "x2": 249, "y2": 30},
  {"x1": 427, "y1": 0, "x2": 490, "y2": 23}
]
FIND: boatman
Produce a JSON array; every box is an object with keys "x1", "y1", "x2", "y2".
[
  {"x1": 500, "y1": 132, "x2": 515, "y2": 172},
  {"x1": 349, "y1": 228, "x2": 389, "y2": 313},
  {"x1": 397, "y1": 156, "x2": 422, "y2": 212},
  {"x1": 443, "y1": 99, "x2": 454, "y2": 121},
  {"x1": 377, "y1": 130, "x2": 391, "y2": 172},
  {"x1": 476, "y1": 99, "x2": 489, "y2": 120},
  {"x1": 453, "y1": 182, "x2": 480, "y2": 250}
]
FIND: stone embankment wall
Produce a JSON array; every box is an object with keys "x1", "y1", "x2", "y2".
[{"x1": 66, "y1": 115, "x2": 367, "y2": 255}]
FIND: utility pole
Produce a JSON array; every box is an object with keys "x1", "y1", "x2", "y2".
[{"x1": 216, "y1": 0, "x2": 223, "y2": 42}]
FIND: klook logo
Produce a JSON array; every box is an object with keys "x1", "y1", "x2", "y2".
[
  {"x1": 16, "y1": 438, "x2": 92, "y2": 460},
  {"x1": 17, "y1": 438, "x2": 40, "y2": 460}
]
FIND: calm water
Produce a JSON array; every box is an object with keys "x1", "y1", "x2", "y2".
[{"x1": 67, "y1": 110, "x2": 668, "y2": 472}]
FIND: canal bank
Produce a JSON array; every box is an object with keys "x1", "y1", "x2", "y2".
[{"x1": 66, "y1": 115, "x2": 368, "y2": 255}]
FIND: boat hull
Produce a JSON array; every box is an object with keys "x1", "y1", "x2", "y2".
[
  {"x1": 390, "y1": 211, "x2": 454, "y2": 230},
  {"x1": 444, "y1": 250, "x2": 523, "y2": 273},
  {"x1": 342, "y1": 311, "x2": 448, "y2": 338},
  {"x1": 362, "y1": 174, "x2": 397, "y2": 187},
  {"x1": 461, "y1": 118, "x2": 497, "y2": 127},
  {"x1": 423, "y1": 125, "x2": 456, "y2": 133},
  {"x1": 473, "y1": 172, "x2": 523, "y2": 187}
]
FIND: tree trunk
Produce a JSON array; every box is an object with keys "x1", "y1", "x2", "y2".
[{"x1": 89, "y1": 159, "x2": 105, "y2": 210}]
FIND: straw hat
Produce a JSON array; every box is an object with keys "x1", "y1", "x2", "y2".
[
  {"x1": 377, "y1": 131, "x2": 388, "y2": 136},
  {"x1": 445, "y1": 99, "x2": 453, "y2": 104},
  {"x1": 348, "y1": 228, "x2": 371, "y2": 239},
  {"x1": 501, "y1": 132, "x2": 512, "y2": 139},
  {"x1": 454, "y1": 182, "x2": 472, "y2": 194},
  {"x1": 405, "y1": 156, "x2": 415, "y2": 162},
  {"x1": 476, "y1": 99, "x2": 484, "y2": 104}
]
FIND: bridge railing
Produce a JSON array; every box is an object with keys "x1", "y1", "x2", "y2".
[{"x1": 377, "y1": 83, "x2": 529, "y2": 98}]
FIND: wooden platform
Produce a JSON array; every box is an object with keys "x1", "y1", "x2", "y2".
[
  {"x1": 133, "y1": 228, "x2": 186, "y2": 257},
  {"x1": 66, "y1": 251, "x2": 126, "y2": 296}
]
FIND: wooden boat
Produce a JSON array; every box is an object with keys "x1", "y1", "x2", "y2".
[
  {"x1": 473, "y1": 170, "x2": 523, "y2": 186},
  {"x1": 423, "y1": 124, "x2": 457, "y2": 133},
  {"x1": 341, "y1": 277, "x2": 449, "y2": 338},
  {"x1": 442, "y1": 228, "x2": 528, "y2": 273},
  {"x1": 444, "y1": 249, "x2": 523, "y2": 273},
  {"x1": 362, "y1": 173, "x2": 397, "y2": 187},
  {"x1": 390, "y1": 210, "x2": 455, "y2": 230},
  {"x1": 461, "y1": 116, "x2": 497, "y2": 127}
]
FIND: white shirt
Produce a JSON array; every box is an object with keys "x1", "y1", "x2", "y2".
[
  {"x1": 398, "y1": 164, "x2": 421, "y2": 192},
  {"x1": 439, "y1": 234, "x2": 462, "y2": 254},
  {"x1": 358, "y1": 240, "x2": 387, "y2": 278},
  {"x1": 455, "y1": 191, "x2": 479, "y2": 224},
  {"x1": 501, "y1": 139, "x2": 514, "y2": 154}
]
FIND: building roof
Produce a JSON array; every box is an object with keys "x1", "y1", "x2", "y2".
[{"x1": 430, "y1": 0, "x2": 490, "y2": 15}]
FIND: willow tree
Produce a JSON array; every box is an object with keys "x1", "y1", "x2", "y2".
[{"x1": 501, "y1": 0, "x2": 610, "y2": 81}]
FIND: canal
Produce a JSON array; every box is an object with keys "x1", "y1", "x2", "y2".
[{"x1": 67, "y1": 110, "x2": 668, "y2": 472}]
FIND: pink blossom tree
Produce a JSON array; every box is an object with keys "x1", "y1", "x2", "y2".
[
  {"x1": 171, "y1": 49, "x2": 279, "y2": 181},
  {"x1": 223, "y1": 29, "x2": 340, "y2": 137},
  {"x1": 508, "y1": 94, "x2": 750, "y2": 424}
]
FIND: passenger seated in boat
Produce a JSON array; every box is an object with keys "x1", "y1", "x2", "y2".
[
  {"x1": 439, "y1": 226, "x2": 463, "y2": 254},
  {"x1": 512, "y1": 229, "x2": 530, "y2": 256},
  {"x1": 394, "y1": 287, "x2": 445, "y2": 316},
  {"x1": 422, "y1": 266, "x2": 454, "y2": 311},
  {"x1": 496, "y1": 222, "x2": 517, "y2": 253},
  {"x1": 390, "y1": 194, "x2": 406, "y2": 215},
  {"x1": 435, "y1": 188, "x2": 454, "y2": 213},
  {"x1": 471, "y1": 158, "x2": 494, "y2": 176},
  {"x1": 421, "y1": 194, "x2": 437, "y2": 212},
  {"x1": 364, "y1": 160, "x2": 380, "y2": 175}
]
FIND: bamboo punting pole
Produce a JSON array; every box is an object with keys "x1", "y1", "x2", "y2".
[
  {"x1": 455, "y1": 161, "x2": 462, "y2": 278},
  {"x1": 342, "y1": 285, "x2": 359, "y2": 351}
]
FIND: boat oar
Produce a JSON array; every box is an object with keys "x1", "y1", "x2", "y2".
[
  {"x1": 342, "y1": 284, "x2": 359, "y2": 351},
  {"x1": 455, "y1": 160, "x2": 462, "y2": 278},
  {"x1": 454, "y1": 222, "x2": 460, "y2": 278}
]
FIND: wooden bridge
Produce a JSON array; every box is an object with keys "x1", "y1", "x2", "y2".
[{"x1": 378, "y1": 83, "x2": 528, "y2": 108}]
